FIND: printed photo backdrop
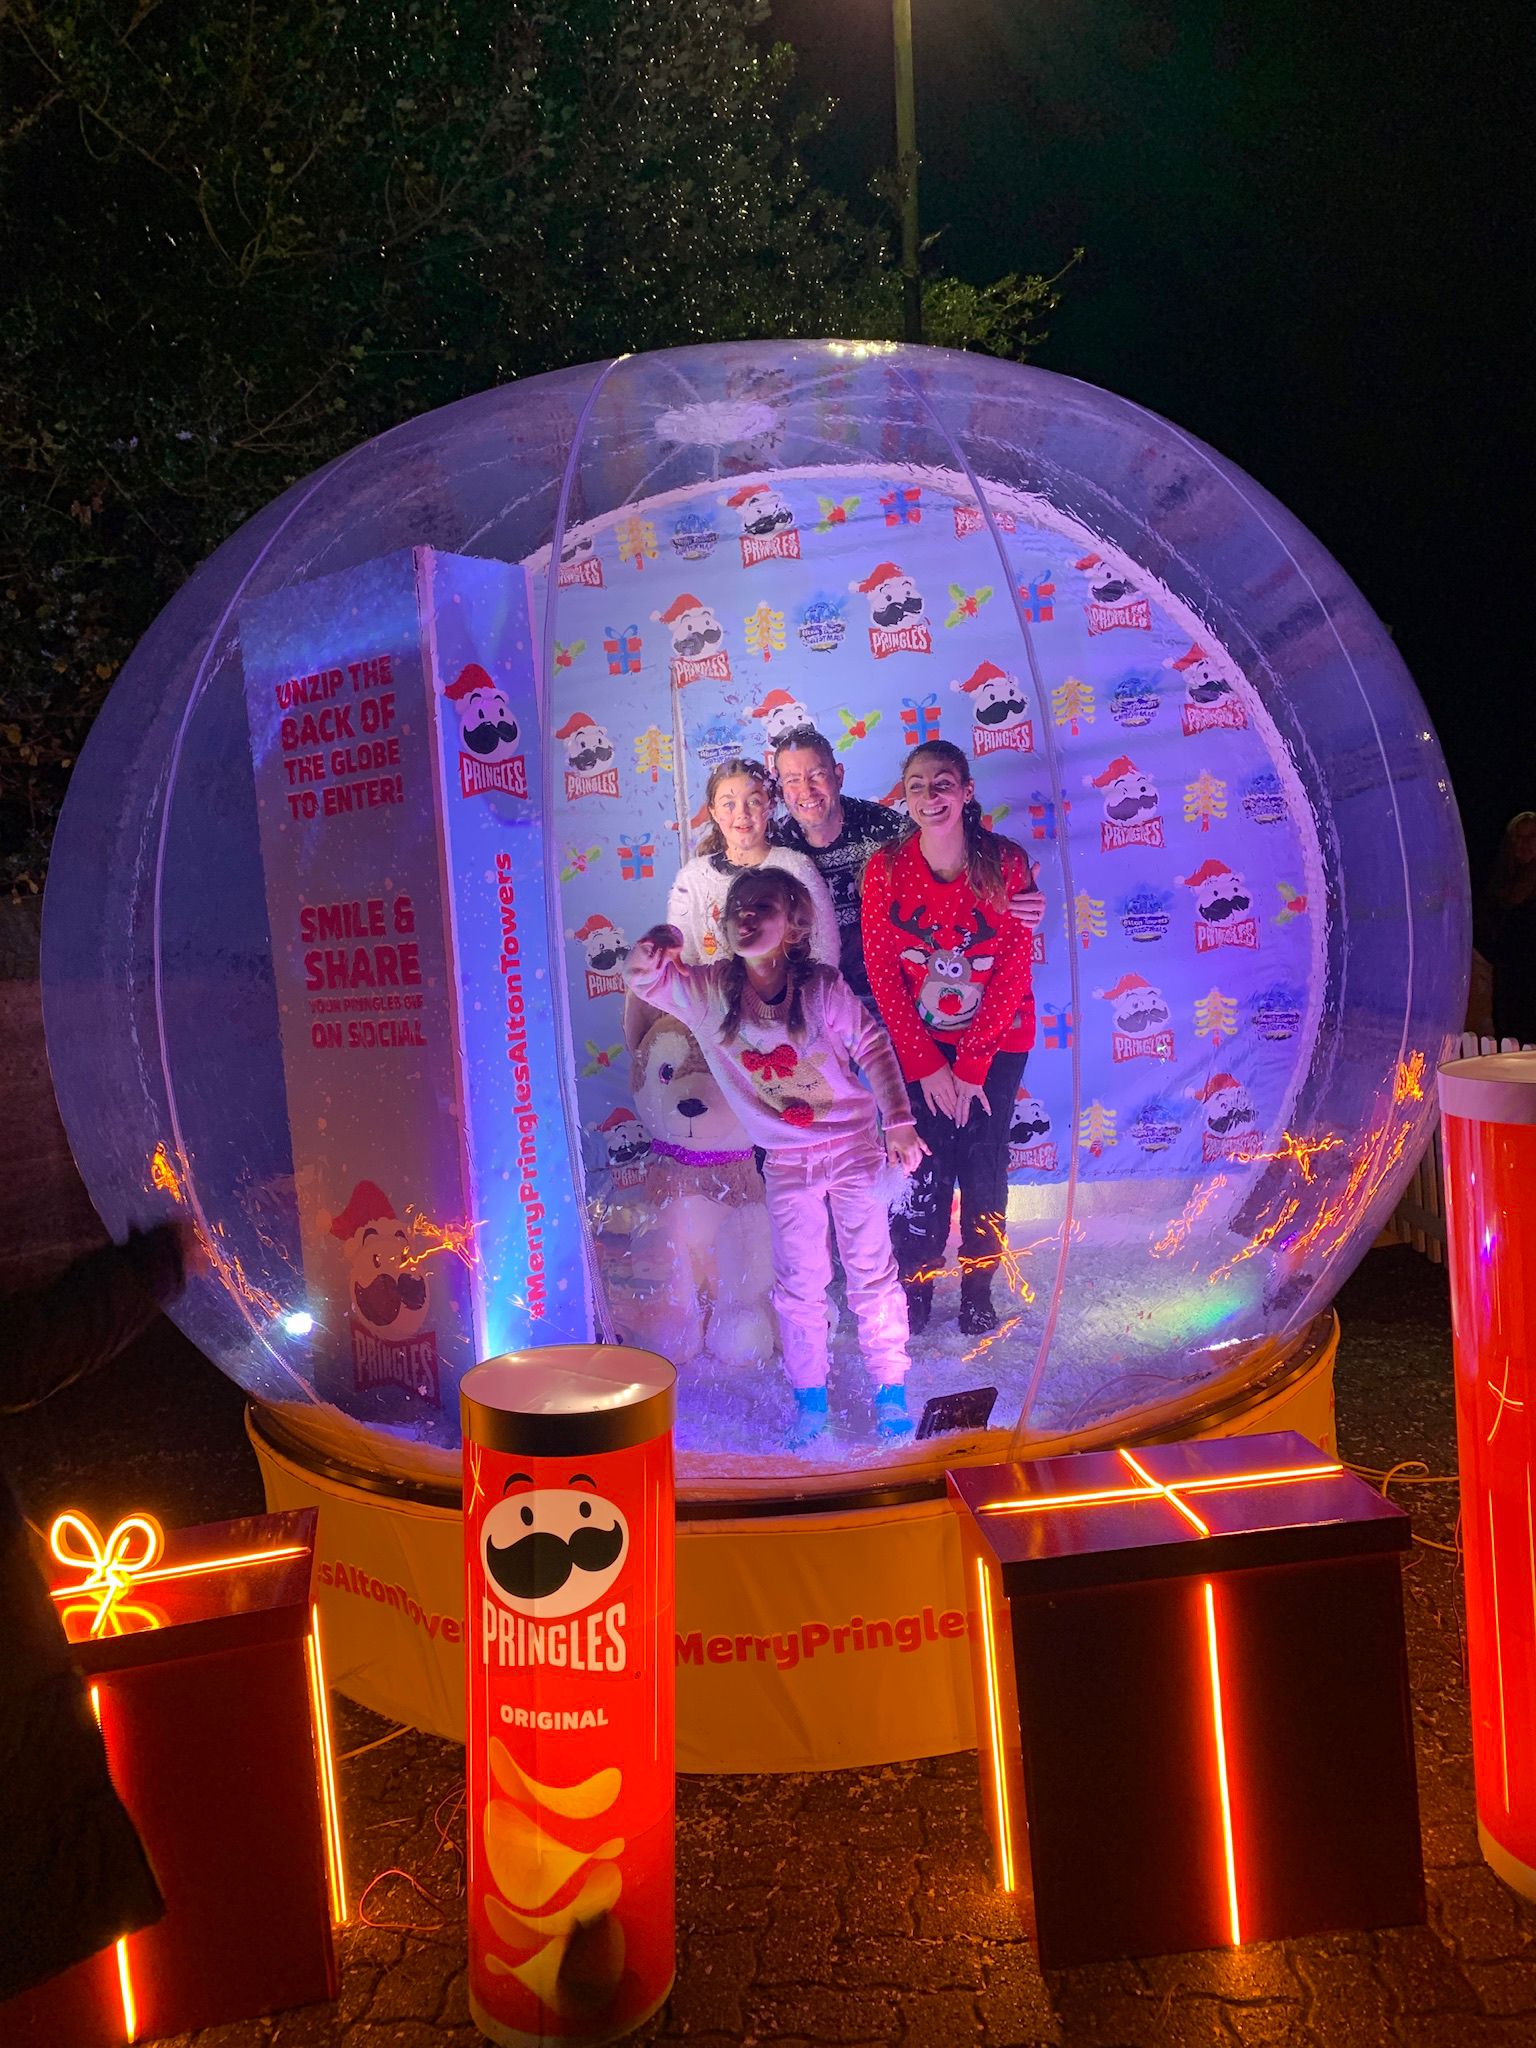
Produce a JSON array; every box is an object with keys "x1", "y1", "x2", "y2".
[{"x1": 539, "y1": 467, "x2": 1325, "y2": 1462}]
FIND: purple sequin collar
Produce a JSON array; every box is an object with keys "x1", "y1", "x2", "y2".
[{"x1": 649, "y1": 1136, "x2": 754, "y2": 1166}]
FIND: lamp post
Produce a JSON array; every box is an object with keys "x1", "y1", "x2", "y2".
[{"x1": 893, "y1": 0, "x2": 922, "y2": 344}]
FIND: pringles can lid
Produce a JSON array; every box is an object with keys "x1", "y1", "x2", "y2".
[
  {"x1": 1438, "y1": 1052, "x2": 1536, "y2": 1127},
  {"x1": 462, "y1": 1344, "x2": 676, "y2": 1457}
]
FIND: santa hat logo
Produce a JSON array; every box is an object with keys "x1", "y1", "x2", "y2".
[
  {"x1": 1089, "y1": 756, "x2": 1139, "y2": 788},
  {"x1": 749, "y1": 688, "x2": 801, "y2": 719},
  {"x1": 572, "y1": 913, "x2": 615, "y2": 942},
  {"x1": 1096, "y1": 973, "x2": 1153, "y2": 1002},
  {"x1": 1074, "y1": 552, "x2": 1103, "y2": 572},
  {"x1": 1180, "y1": 858, "x2": 1233, "y2": 888},
  {"x1": 444, "y1": 662, "x2": 497, "y2": 702},
  {"x1": 1195, "y1": 1073, "x2": 1241, "y2": 1102},
  {"x1": 329, "y1": 1180, "x2": 397, "y2": 1241},
  {"x1": 554, "y1": 711, "x2": 598, "y2": 742},
  {"x1": 653, "y1": 593, "x2": 705, "y2": 626},
  {"x1": 596, "y1": 1108, "x2": 641, "y2": 1133},
  {"x1": 1170, "y1": 644, "x2": 1211, "y2": 672},
  {"x1": 724, "y1": 485, "x2": 770, "y2": 509},
  {"x1": 954, "y1": 660, "x2": 1009, "y2": 696},
  {"x1": 852, "y1": 562, "x2": 904, "y2": 595}
]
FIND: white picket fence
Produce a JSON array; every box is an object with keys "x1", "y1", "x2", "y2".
[{"x1": 1380, "y1": 1035, "x2": 1532, "y2": 1264}]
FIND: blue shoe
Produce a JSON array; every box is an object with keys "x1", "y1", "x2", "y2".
[
  {"x1": 787, "y1": 1386, "x2": 829, "y2": 1449},
  {"x1": 875, "y1": 1384, "x2": 914, "y2": 1441}
]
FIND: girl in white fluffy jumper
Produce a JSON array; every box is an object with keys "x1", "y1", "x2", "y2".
[
  {"x1": 626, "y1": 866, "x2": 928, "y2": 1448},
  {"x1": 666, "y1": 756, "x2": 837, "y2": 966},
  {"x1": 623, "y1": 754, "x2": 836, "y2": 1056}
]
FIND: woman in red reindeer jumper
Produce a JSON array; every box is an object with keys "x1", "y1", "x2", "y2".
[
  {"x1": 861, "y1": 740, "x2": 1042, "y2": 1336},
  {"x1": 626, "y1": 866, "x2": 927, "y2": 1448}
]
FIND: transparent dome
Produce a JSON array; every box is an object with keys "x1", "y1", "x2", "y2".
[{"x1": 42, "y1": 341, "x2": 1468, "y2": 1488}]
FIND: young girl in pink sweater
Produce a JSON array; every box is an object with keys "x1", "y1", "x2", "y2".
[{"x1": 625, "y1": 867, "x2": 927, "y2": 1448}]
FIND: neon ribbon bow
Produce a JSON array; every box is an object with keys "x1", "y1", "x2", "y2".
[{"x1": 50, "y1": 1510, "x2": 165, "y2": 1638}]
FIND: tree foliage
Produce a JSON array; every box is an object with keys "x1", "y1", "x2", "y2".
[{"x1": 0, "y1": 0, "x2": 1070, "y2": 892}]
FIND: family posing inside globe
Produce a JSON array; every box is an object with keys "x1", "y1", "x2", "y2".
[
  {"x1": 619, "y1": 725, "x2": 1046, "y2": 1449},
  {"x1": 42, "y1": 343, "x2": 1463, "y2": 1481}
]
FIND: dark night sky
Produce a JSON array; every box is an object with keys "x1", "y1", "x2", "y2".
[{"x1": 771, "y1": 0, "x2": 1526, "y2": 876}]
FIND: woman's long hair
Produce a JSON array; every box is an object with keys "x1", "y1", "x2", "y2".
[
  {"x1": 718, "y1": 866, "x2": 821, "y2": 1044},
  {"x1": 876, "y1": 738, "x2": 1024, "y2": 904},
  {"x1": 694, "y1": 756, "x2": 775, "y2": 861}
]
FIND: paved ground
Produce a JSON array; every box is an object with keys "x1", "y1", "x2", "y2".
[{"x1": 7, "y1": 1245, "x2": 1535, "y2": 2047}]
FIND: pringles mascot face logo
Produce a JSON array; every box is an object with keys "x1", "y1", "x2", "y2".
[
  {"x1": 445, "y1": 660, "x2": 528, "y2": 798},
  {"x1": 446, "y1": 662, "x2": 520, "y2": 763},
  {"x1": 331, "y1": 1179, "x2": 429, "y2": 1340},
  {"x1": 482, "y1": 1474, "x2": 630, "y2": 1619}
]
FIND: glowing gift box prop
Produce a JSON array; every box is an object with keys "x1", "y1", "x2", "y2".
[
  {"x1": 1439, "y1": 1053, "x2": 1536, "y2": 1902},
  {"x1": 463, "y1": 1346, "x2": 676, "y2": 2048},
  {"x1": 949, "y1": 1431, "x2": 1423, "y2": 1967},
  {"x1": 2, "y1": 1506, "x2": 343, "y2": 2046}
]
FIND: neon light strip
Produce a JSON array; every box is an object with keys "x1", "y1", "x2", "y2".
[
  {"x1": 89, "y1": 1685, "x2": 138, "y2": 2044},
  {"x1": 134, "y1": 1542, "x2": 310, "y2": 1584},
  {"x1": 306, "y1": 1608, "x2": 348, "y2": 1923},
  {"x1": 976, "y1": 1460, "x2": 1341, "y2": 1521},
  {"x1": 974, "y1": 1558, "x2": 1016, "y2": 1892},
  {"x1": 114, "y1": 1939, "x2": 137, "y2": 2046},
  {"x1": 1176, "y1": 1462, "x2": 1341, "y2": 1494},
  {"x1": 1489, "y1": 1493, "x2": 1510, "y2": 1812},
  {"x1": 1119, "y1": 1449, "x2": 1211, "y2": 1536},
  {"x1": 51, "y1": 1543, "x2": 310, "y2": 1604},
  {"x1": 1202, "y1": 1583, "x2": 1241, "y2": 1947},
  {"x1": 980, "y1": 1482, "x2": 1153, "y2": 1516}
]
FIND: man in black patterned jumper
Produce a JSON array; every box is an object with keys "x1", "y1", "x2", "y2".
[{"x1": 769, "y1": 727, "x2": 903, "y2": 1005}]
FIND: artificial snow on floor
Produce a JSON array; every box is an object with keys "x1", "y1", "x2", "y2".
[{"x1": 646, "y1": 1176, "x2": 1283, "y2": 1491}]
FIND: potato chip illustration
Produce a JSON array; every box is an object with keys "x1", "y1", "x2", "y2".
[
  {"x1": 489, "y1": 1735, "x2": 621, "y2": 1819},
  {"x1": 484, "y1": 1796, "x2": 623, "y2": 1911},
  {"x1": 486, "y1": 1861, "x2": 622, "y2": 1946},
  {"x1": 483, "y1": 1895, "x2": 544, "y2": 1953},
  {"x1": 507, "y1": 1934, "x2": 565, "y2": 2011}
]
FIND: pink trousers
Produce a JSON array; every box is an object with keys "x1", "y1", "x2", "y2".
[{"x1": 762, "y1": 1133, "x2": 911, "y2": 1390}]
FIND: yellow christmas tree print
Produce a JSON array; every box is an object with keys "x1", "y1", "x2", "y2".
[
  {"x1": 1194, "y1": 988, "x2": 1237, "y2": 1048},
  {"x1": 633, "y1": 726, "x2": 674, "y2": 784},
  {"x1": 1073, "y1": 891, "x2": 1107, "y2": 947},
  {"x1": 1078, "y1": 1101, "x2": 1117, "y2": 1155},
  {"x1": 1183, "y1": 770, "x2": 1228, "y2": 832},
  {"x1": 744, "y1": 601, "x2": 786, "y2": 662},
  {"x1": 1052, "y1": 676, "x2": 1095, "y2": 732},
  {"x1": 616, "y1": 515, "x2": 658, "y2": 570}
]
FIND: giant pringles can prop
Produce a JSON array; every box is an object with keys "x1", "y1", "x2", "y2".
[
  {"x1": 1440, "y1": 1052, "x2": 1536, "y2": 1901},
  {"x1": 462, "y1": 1347, "x2": 677, "y2": 2046}
]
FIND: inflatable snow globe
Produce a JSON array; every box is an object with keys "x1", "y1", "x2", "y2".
[{"x1": 44, "y1": 341, "x2": 1466, "y2": 1753}]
